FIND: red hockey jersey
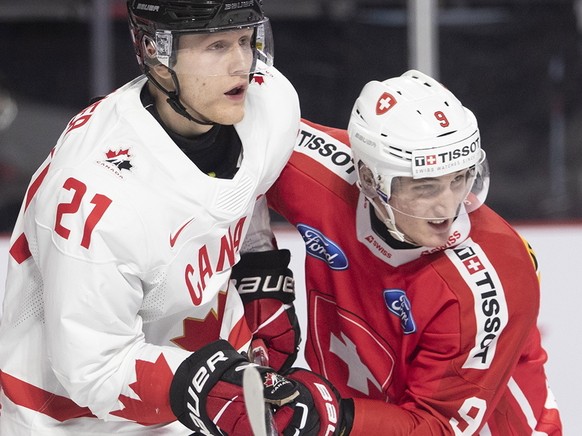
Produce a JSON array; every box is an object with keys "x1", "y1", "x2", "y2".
[{"x1": 267, "y1": 120, "x2": 562, "y2": 435}]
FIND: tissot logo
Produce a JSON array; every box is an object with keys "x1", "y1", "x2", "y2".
[
  {"x1": 296, "y1": 128, "x2": 356, "y2": 179},
  {"x1": 414, "y1": 155, "x2": 437, "y2": 166},
  {"x1": 415, "y1": 139, "x2": 480, "y2": 167},
  {"x1": 297, "y1": 224, "x2": 348, "y2": 270},
  {"x1": 411, "y1": 132, "x2": 481, "y2": 178},
  {"x1": 446, "y1": 240, "x2": 509, "y2": 370}
]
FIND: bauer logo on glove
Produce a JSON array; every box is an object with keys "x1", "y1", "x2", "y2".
[{"x1": 170, "y1": 339, "x2": 301, "y2": 435}]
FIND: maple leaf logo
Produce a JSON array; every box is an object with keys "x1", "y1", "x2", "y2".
[
  {"x1": 262, "y1": 371, "x2": 299, "y2": 403},
  {"x1": 171, "y1": 291, "x2": 227, "y2": 351},
  {"x1": 106, "y1": 149, "x2": 130, "y2": 159},
  {"x1": 111, "y1": 354, "x2": 175, "y2": 425},
  {"x1": 105, "y1": 148, "x2": 133, "y2": 171},
  {"x1": 264, "y1": 372, "x2": 279, "y2": 388},
  {"x1": 251, "y1": 73, "x2": 266, "y2": 86},
  {"x1": 264, "y1": 372, "x2": 289, "y2": 389}
]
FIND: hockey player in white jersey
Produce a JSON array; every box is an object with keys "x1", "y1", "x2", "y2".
[{"x1": 0, "y1": 1, "x2": 312, "y2": 434}]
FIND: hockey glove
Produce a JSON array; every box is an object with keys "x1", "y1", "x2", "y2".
[
  {"x1": 275, "y1": 368, "x2": 354, "y2": 436},
  {"x1": 169, "y1": 339, "x2": 299, "y2": 435},
  {"x1": 231, "y1": 249, "x2": 301, "y2": 372}
]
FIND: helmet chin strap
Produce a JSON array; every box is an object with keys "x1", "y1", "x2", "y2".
[
  {"x1": 362, "y1": 191, "x2": 417, "y2": 245},
  {"x1": 357, "y1": 177, "x2": 417, "y2": 245},
  {"x1": 165, "y1": 91, "x2": 215, "y2": 126},
  {"x1": 146, "y1": 69, "x2": 216, "y2": 127}
]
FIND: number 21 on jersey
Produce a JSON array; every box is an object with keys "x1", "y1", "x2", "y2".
[{"x1": 55, "y1": 177, "x2": 112, "y2": 249}]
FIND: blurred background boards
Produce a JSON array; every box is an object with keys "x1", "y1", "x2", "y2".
[{"x1": 0, "y1": 0, "x2": 581, "y2": 231}]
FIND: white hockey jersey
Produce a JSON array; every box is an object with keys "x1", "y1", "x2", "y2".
[{"x1": 0, "y1": 69, "x2": 299, "y2": 435}]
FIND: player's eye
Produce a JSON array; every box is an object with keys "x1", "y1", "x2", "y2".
[
  {"x1": 452, "y1": 175, "x2": 465, "y2": 185},
  {"x1": 208, "y1": 41, "x2": 228, "y2": 51},
  {"x1": 239, "y1": 35, "x2": 252, "y2": 48},
  {"x1": 413, "y1": 183, "x2": 439, "y2": 197}
]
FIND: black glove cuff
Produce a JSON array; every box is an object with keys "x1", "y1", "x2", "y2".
[
  {"x1": 170, "y1": 339, "x2": 247, "y2": 434},
  {"x1": 341, "y1": 398, "x2": 355, "y2": 435},
  {"x1": 231, "y1": 249, "x2": 295, "y2": 304},
  {"x1": 237, "y1": 248, "x2": 291, "y2": 269}
]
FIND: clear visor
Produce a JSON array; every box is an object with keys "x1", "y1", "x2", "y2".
[
  {"x1": 381, "y1": 155, "x2": 489, "y2": 221},
  {"x1": 145, "y1": 19, "x2": 273, "y2": 78}
]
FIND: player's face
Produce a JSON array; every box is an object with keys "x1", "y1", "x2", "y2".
[
  {"x1": 389, "y1": 169, "x2": 472, "y2": 247},
  {"x1": 171, "y1": 28, "x2": 255, "y2": 126}
]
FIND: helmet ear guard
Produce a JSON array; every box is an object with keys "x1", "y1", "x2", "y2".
[
  {"x1": 139, "y1": 34, "x2": 168, "y2": 70},
  {"x1": 356, "y1": 160, "x2": 379, "y2": 200}
]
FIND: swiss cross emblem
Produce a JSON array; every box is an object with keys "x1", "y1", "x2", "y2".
[
  {"x1": 310, "y1": 291, "x2": 394, "y2": 399},
  {"x1": 463, "y1": 256, "x2": 485, "y2": 274},
  {"x1": 376, "y1": 92, "x2": 397, "y2": 115}
]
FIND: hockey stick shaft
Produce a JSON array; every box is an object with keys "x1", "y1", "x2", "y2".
[
  {"x1": 243, "y1": 365, "x2": 268, "y2": 436},
  {"x1": 251, "y1": 351, "x2": 277, "y2": 436}
]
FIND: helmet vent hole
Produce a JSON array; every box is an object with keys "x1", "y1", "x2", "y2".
[
  {"x1": 385, "y1": 146, "x2": 413, "y2": 162},
  {"x1": 437, "y1": 130, "x2": 457, "y2": 138}
]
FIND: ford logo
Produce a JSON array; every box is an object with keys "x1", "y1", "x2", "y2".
[
  {"x1": 297, "y1": 224, "x2": 348, "y2": 270},
  {"x1": 383, "y1": 289, "x2": 416, "y2": 334}
]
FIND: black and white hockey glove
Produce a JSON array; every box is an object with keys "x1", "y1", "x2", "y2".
[
  {"x1": 231, "y1": 249, "x2": 301, "y2": 372},
  {"x1": 169, "y1": 339, "x2": 299, "y2": 435}
]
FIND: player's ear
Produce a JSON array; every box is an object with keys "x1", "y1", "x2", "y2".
[
  {"x1": 150, "y1": 64, "x2": 173, "y2": 83},
  {"x1": 142, "y1": 37, "x2": 173, "y2": 83}
]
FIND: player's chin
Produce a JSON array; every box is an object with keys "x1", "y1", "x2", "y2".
[
  {"x1": 213, "y1": 105, "x2": 245, "y2": 125},
  {"x1": 416, "y1": 226, "x2": 452, "y2": 248}
]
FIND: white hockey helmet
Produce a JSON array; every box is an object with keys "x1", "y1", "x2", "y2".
[{"x1": 348, "y1": 70, "x2": 489, "y2": 241}]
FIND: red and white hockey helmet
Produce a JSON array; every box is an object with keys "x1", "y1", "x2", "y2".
[{"x1": 348, "y1": 70, "x2": 489, "y2": 241}]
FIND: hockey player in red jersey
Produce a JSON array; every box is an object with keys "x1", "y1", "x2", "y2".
[
  {"x1": 243, "y1": 70, "x2": 563, "y2": 434},
  {"x1": 0, "y1": 1, "x2": 335, "y2": 434}
]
